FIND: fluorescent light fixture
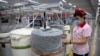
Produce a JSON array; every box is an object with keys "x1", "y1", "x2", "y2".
[
  {"x1": 28, "y1": 0, "x2": 38, "y2": 3},
  {"x1": 68, "y1": 3, "x2": 72, "y2": 6},
  {"x1": 73, "y1": 5, "x2": 76, "y2": 8},
  {"x1": 14, "y1": 2, "x2": 27, "y2": 6},
  {"x1": 14, "y1": 3, "x2": 23, "y2": 6},
  {"x1": 0, "y1": 0, "x2": 8, "y2": 3},
  {"x1": 38, "y1": 4, "x2": 47, "y2": 6},
  {"x1": 62, "y1": 0, "x2": 67, "y2": 3},
  {"x1": 98, "y1": 0, "x2": 100, "y2": 2}
]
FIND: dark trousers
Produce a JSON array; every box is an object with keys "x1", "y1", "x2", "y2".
[{"x1": 73, "y1": 53, "x2": 89, "y2": 56}]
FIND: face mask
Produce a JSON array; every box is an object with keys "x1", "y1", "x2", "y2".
[{"x1": 75, "y1": 20, "x2": 81, "y2": 25}]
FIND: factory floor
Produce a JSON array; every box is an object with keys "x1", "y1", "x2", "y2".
[
  {"x1": 94, "y1": 23, "x2": 100, "y2": 56},
  {"x1": 0, "y1": 22, "x2": 98, "y2": 56}
]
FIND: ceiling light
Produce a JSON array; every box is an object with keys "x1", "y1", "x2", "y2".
[
  {"x1": 14, "y1": 2, "x2": 27, "y2": 6},
  {"x1": 68, "y1": 3, "x2": 72, "y2": 6},
  {"x1": 38, "y1": 4, "x2": 47, "y2": 6},
  {"x1": 98, "y1": 0, "x2": 100, "y2": 2},
  {"x1": 0, "y1": 0, "x2": 8, "y2": 3},
  {"x1": 27, "y1": 0, "x2": 38, "y2": 3},
  {"x1": 62, "y1": 0, "x2": 67, "y2": 3},
  {"x1": 14, "y1": 3, "x2": 23, "y2": 6}
]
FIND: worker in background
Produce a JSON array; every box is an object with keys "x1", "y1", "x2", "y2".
[{"x1": 63, "y1": 8, "x2": 92, "y2": 56}]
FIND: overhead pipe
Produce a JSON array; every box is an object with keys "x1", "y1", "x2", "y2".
[{"x1": 38, "y1": 2, "x2": 61, "y2": 9}]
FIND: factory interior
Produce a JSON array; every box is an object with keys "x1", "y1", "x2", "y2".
[{"x1": 0, "y1": 0, "x2": 100, "y2": 56}]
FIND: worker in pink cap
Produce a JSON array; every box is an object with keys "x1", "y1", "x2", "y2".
[{"x1": 63, "y1": 8, "x2": 92, "y2": 56}]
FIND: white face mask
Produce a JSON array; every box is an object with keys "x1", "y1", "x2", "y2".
[{"x1": 75, "y1": 20, "x2": 81, "y2": 25}]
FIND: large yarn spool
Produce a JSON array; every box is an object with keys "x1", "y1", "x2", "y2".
[{"x1": 31, "y1": 28, "x2": 63, "y2": 53}]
